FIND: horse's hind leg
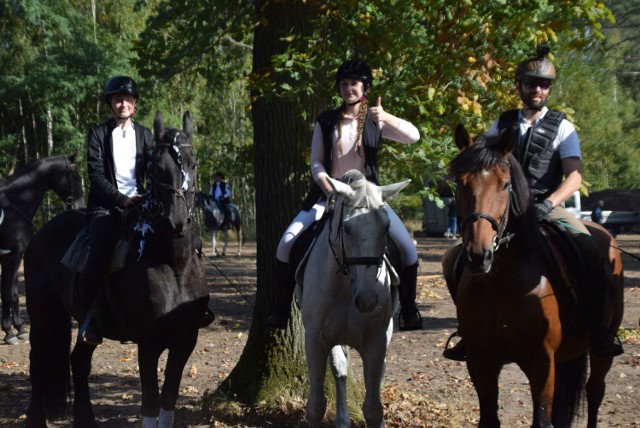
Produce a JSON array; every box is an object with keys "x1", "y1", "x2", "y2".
[
  {"x1": 1, "y1": 256, "x2": 23, "y2": 344},
  {"x1": 586, "y1": 356, "x2": 613, "y2": 428},
  {"x1": 211, "y1": 230, "x2": 217, "y2": 257},
  {"x1": 306, "y1": 337, "x2": 330, "y2": 427},
  {"x1": 236, "y1": 226, "x2": 242, "y2": 257},
  {"x1": 329, "y1": 346, "x2": 350, "y2": 427},
  {"x1": 70, "y1": 341, "x2": 99, "y2": 427}
]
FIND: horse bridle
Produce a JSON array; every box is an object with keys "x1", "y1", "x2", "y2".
[
  {"x1": 328, "y1": 200, "x2": 386, "y2": 281},
  {"x1": 63, "y1": 157, "x2": 78, "y2": 209},
  {"x1": 151, "y1": 137, "x2": 195, "y2": 218},
  {"x1": 459, "y1": 183, "x2": 517, "y2": 250}
]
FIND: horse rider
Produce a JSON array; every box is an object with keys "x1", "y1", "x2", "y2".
[
  {"x1": 442, "y1": 44, "x2": 623, "y2": 360},
  {"x1": 266, "y1": 59, "x2": 423, "y2": 331},
  {"x1": 78, "y1": 75, "x2": 154, "y2": 345},
  {"x1": 209, "y1": 171, "x2": 232, "y2": 225}
]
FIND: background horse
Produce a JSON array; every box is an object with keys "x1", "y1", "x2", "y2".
[
  {"x1": 24, "y1": 112, "x2": 210, "y2": 428},
  {"x1": 299, "y1": 169, "x2": 408, "y2": 427},
  {"x1": 0, "y1": 155, "x2": 83, "y2": 345},
  {"x1": 445, "y1": 125, "x2": 623, "y2": 427},
  {"x1": 194, "y1": 191, "x2": 242, "y2": 257}
]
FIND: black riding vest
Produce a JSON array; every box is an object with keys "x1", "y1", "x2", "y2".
[
  {"x1": 498, "y1": 109, "x2": 566, "y2": 200},
  {"x1": 301, "y1": 107, "x2": 382, "y2": 210}
]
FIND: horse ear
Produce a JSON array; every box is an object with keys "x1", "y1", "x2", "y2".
[
  {"x1": 378, "y1": 179, "x2": 411, "y2": 201},
  {"x1": 496, "y1": 124, "x2": 517, "y2": 155},
  {"x1": 183, "y1": 111, "x2": 193, "y2": 136},
  {"x1": 68, "y1": 152, "x2": 77, "y2": 168},
  {"x1": 154, "y1": 111, "x2": 164, "y2": 141},
  {"x1": 327, "y1": 176, "x2": 355, "y2": 198},
  {"x1": 454, "y1": 124, "x2": 473, "y2": 151}
]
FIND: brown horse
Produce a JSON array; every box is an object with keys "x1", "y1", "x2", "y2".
[{"x1": 443, "y1": 125, "x2": 623, "y2": 428}]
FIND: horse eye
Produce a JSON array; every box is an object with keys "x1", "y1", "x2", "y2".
[{"x1": 503, "y1": 183, "x2": 511, "y2": 191}]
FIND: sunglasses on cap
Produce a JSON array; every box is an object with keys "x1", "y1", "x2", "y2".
[{"x1": 521, "y1": 79, "x2": 552, "y2": 90}]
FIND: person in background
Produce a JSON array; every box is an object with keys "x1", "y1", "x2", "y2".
[
  {"x1": 266, "y1": 59, "x2": 423, "y2": 331},
  {"x1": 591, "y1": 199, "x2": 604, "y2": 225},
  {"x1": 442, "y1": 44, "x2": 623, "y2": 360},
  {"x1": 79, "y1": 75, "x2": 154, "y2": 345},
  {"x1": 209, "y1": 171, "x2": 232, "y2": 222},
  {"x1": 443, "y1": 198, "x2": 457, "y2": 239}
]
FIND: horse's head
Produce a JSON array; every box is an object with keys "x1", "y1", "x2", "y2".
[
  {"x1": 147, "y1": 111, "x2": 196, "y2": 235},
  {"x1": 49, "y1": 154, "x2": 85, "y2": 210},
  {"x1": 450, "y1": 124, "x2": 531, "y2": 273},
  {"x1": 327, "y1": 169, "x2": 409, "y2": 314}
]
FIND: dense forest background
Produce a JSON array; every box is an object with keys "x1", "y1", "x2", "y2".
[{"x1": 0, "y1": 0, "x2": 638, "y2": 230}]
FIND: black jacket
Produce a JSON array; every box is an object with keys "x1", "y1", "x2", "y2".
[{"x1": 86, "y1": 118, "x2": 154, "y2": 214}]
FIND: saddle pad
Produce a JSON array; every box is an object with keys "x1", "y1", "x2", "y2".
[{"x1": 61, "y1": 225, "x2": 90, "y2": 272}]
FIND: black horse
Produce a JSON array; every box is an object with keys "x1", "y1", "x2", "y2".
[
  {"x1": 0, "y1": 155, "x2": 84, "y2": 345},
  {"x1": 195, "y1": 191, "x2": 242, "y2": 257},
  {"x1": 24, "y1": 112, "x2": 210, "y2": 427}
]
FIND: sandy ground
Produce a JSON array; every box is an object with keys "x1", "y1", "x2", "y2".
[{"x1": 0, "y1": 234, "x2": 638, "y2": 427}]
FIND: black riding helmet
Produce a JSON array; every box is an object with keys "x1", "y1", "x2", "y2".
[
  {"x1": 335, "y1": 60, "x2": 373, "y2": 93},
  {"x1": 104, "y1": 75, "x2": 139, "y2": 103},
  {"x1": 515, "y1": 44, "x2": 557, "y2": 82}
]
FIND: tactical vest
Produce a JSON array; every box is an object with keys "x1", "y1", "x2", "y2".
[
  {"x1": 301, "y1": 107, "x2": 381, "y2": 210},
  {"x1": 498, "y1": 109, "x2": 566, "y2": 199}
]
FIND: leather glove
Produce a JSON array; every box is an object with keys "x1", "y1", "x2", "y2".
[{"x1": 532, "y1": 199, "x2": 554, "y2": 220}]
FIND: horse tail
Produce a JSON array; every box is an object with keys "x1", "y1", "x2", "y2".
[{"x1": 552, "y1": 352, "x2": 587, "y2": 427}]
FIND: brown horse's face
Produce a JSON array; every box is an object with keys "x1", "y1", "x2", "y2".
[
  {"x1": 453, "y1": 124, "x2": 515, "y2": 273},
  {"x1": 456, "y1": 164, "x2": 512, "y2": 273}
]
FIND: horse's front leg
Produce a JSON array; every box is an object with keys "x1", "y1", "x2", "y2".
[
  {"x1": 329, "y1": 345, "x2": 350, "y2": 427},
  {"x1": 305, "y1": 332, "x2": 330, "y2": 427},
  {"x1": 138, "y1": 343, "x2": 164, "y2": 428},
  {"x1": 360, "y1": 333, "x2": 388, "y2": 428},
  {"x1": 70, "y1": 341, "x2": 99, "y2": 428},
  {"x1": 158, "y1": 333, "x2": 199, "y2": 428},
  {"x1": 1, "y1": 255, "x2": 23, "y2": 344},
  {"x1": 466, "y1": 353, "x2": 502, "y2": 428},
  {"x1": 221, "y1": 230, "x2": 229, "y2": 256},
  {"x1": 211, "y1": 230, "x2": 217, "y2": 257},
  {"x1": 236, "y1": 227, "x2": 242, "y2": 257},
  {"x1": 518, "y1": 350, "x2": 554, "y2": 428}
]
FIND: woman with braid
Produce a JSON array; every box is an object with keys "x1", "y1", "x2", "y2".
[{"x1": 267, "y1": 60, "x2": 423, "y2": 331}]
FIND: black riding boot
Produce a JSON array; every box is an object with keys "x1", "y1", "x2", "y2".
[
  {"x1": 266, "y1": 260, "x2": 296, "y2": 329},
  {"x1": 398, "y1": 261, "x2": 422, "y2": 331},
  {"x1": 585, "y1": 263, "x2": 623, "y2": 358}
]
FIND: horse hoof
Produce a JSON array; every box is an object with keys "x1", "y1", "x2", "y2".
[
  {"x1": 17, "y1": 331, "x2": 29, "y2": 340},
  {"x1": 4, "y1": 335, "x2": 19, "y2": 345}
]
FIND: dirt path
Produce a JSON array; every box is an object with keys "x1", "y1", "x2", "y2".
[{"x1": 0, "y1": 235, "x2": 639, "y2": 427}]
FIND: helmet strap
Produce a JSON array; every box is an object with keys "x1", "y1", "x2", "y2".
[{"x1": 347, "y1": 96, "x2": 364, "y2": 106}]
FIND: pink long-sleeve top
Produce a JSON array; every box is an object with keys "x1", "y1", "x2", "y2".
[{"x1": 310, "y1": 113, "x2": 419, "y2": 183}]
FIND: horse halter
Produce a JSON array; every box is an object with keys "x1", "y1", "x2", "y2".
[
  {"x1": 328, "y1": 200, "x2": 385, "y2": 282},
  {"x1": 459, "y1": 183, "x2": 516, "y2": 251}
]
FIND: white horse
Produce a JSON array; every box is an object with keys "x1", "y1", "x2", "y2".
[{"x1": 297, "y1": 169, "x2": 409, "y2": 427}]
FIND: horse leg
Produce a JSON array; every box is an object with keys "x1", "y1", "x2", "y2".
[
  {"x1": 1, "y1": 255, "x2": 22, "y2": 344},
  {"x1": 138, "y1": 343, "x2": 164, "y2": 426},
  {"x1": 466, "y1": 356, "x2": 502, "y2": 428},
  {"x1": 518, "y1": 351, "x2": 555, "y2": 428},
  {"x1": 305, "y1": 335, "x2": 330, "y2": 427},
  {"x1": 329, "y1": 345, "x2": 350, "y2": 427},
  {"x1": 158, "y1": 334, "x2": 198, "y2": 428},
  {"x1": 236, "y1": 226, "x2": 242, "y2": 257},
  {"x1": 360, "y1": 336, "x2": 388, "y2": 428},
  {"x1": 586, "y1": 355, "x2": 612, "y2": 428},
  {"x1": 211, "y1": 230, "x2": 217, "y2": 257},
  {"x1": 221, "y1": 230, "x2": 229, "y2": 256},
  {"x1": 70, "y1": 341, "x2": 99, "y2": 428},
  {"x1": 26, "y1": 289, "x2": 71, "y2": 428}
]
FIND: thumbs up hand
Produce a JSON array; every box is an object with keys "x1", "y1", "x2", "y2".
[{"x1": 369, "y1": 96, "x2": 387, "y2": 123}]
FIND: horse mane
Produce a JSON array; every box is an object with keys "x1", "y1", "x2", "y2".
[
  {"x1": 0, "y1": 156, "x2": 67, "y2": 193},
  {"x1": 449, "y1": 135, "x2": 532, "y2": 218},
  {"x1": 340, "y1": 169, "x2": 384, "y2": 209}
]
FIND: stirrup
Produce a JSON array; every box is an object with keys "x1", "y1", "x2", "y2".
[{"x1": 443, "y1": 331, "x2": 466, "y2": 361}]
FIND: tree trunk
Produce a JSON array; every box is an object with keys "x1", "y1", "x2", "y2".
[{"x1": 215, "y1": 0, "x2": 325, "y2": 405}]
